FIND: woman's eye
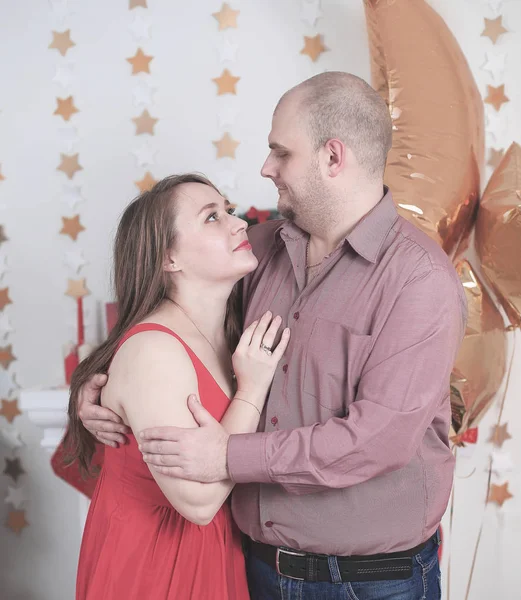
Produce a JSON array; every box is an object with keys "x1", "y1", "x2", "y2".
[{"x1": 207, "y1": 212, "x2": 218, "y2": 222}]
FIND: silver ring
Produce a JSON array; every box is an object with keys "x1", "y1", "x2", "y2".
[{"x1": 260, "y1": 343, "x2": 272, "y2": 356}]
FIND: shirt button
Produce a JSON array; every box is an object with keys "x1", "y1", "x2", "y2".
[
  {"x1": 282, "y1": 364, "x2": 288, "y2": 373},
  {"x1": 271, "y1": 416, "x2": 278, "y2": 426},
  {"x1": 265, "y1": 521, "x2": 274, "y2": 528},
  {"x1": 293, "y1": 311, "x2": 300, "y2": 320}
]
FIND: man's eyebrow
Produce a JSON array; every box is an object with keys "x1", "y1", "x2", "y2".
[{"x1": 268, "y1": 142, "x2": 289, "y2": 151}]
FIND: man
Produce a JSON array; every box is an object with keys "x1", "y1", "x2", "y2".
[{"x1": 79, "y1": 72, "x2": 466, "y2": 599}]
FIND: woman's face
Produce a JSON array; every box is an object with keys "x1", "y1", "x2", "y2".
[{"x1": 170, "y1": 182, "x2": 258, "y2": 285}]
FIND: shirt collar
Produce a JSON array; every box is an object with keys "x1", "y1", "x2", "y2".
[{"x1": 275, "y1": 187, "x2": 398, "y2": 263}]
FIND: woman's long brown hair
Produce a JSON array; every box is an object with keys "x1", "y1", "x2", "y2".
[{"x1": 63, "y1": 174, "x2": 243, "y2": 475}]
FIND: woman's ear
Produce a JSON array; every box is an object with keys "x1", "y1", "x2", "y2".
[{"x1": 163, "y1": 254, "x2": 182, "y2": 273}]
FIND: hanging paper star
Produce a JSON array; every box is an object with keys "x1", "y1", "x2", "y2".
[
  {"x1": 132, "y1": 109, "x2": 158, "y2": 135},
  {"x1": 301, "y1": 34, "x2": 327, "y2": 62},
  {"x1": 0, "y1": 398, "x2": 20, "y2": 423},
  {"x1": 0, "y1": 225, "x2": 8, "y2": 246},
  {"x1": 0, "y1": 370, "x2": 18, "y2": 398},
  {"x1": 301, "y1": 0, "x2": 323, "y2": 28},
  {"x1": 0, "y1": 164, "x2": 5, "y2": 181},
  {"x1": 487, "y1": 147, "x2": 504, "y2": 169},
  {"x1": 217, "y1": 39, "x2": 239, "y2": 63},
  {"x1": 64, "y1": 250, "x2": 87, "y2": 273},
  {"x1": 65, "y1": 278, "x2": 89, "y2": 299},
  {"x1": 213, "y1": 132, "x2": 240, "y2": 159},
  {"x1": 481, "y1": 16, "x2": 508, "y2": 44},
  {"x1": 126, "y1": 48, "x2": 153, "y2": 74},
  {"x1": 49, "y1": 0, "x2": 75, "y2": 24},
  {"x1": 49, "y1": 30, "x2": 75, "y2": 56},
  {"x1": 3, "y1": 457, "x2": 25, "y2": 482},
  {"x1": 129, "y1": 0, "x2": 147, "y2": 8},
  {"x1": 132, "y1": 79, "x2": 156, "y2": 107},
  {"x1": 213, "y1": 69, "x2": 240, "y2": 95},
  {"x1": 0, "y1": 288, "x2": 12, "y2": 311},
  {"x1": 488, "y1": 0, "x2": 504, "y2": 14},
  {"x1": 61, "y1": 185, "x2": 84, "y2": 211},
  {"x1": 54, "y1": 96, "x2": 79, "y2": 121},
  {"x1": 215, "y1": 170, "x2": 237, "y2": 190},
  {"x1": 217, "y1": 102, "x2": 239, "y2": 128},
  {"x1": 488, "y1": 482, "x2": 513, "y2": 507},
  {"x1": 60, "y1": 215, "x2": 85, "y2": 241},
  {"x1": 485, "y1": 110, "x2": 506, "y2": 141},
  {"x1": 52, "y1": 64, "x2": 74, "y2": 89},
  {"x1": 58, "y1": 127, "x2": 80, "y2": 152},
  {"x1": 128, "y1": 13, "x2": 151, "y2": 40},
  {"x1": 5, "y1": 485, "x2": 26, "y2": 509},
  {"x1": 491, "y1": 449, "x2": 514, "y2": 477},
  {"x1": 489, "y1": 423, "x2": 512, "y2": 448},
  {"x1": 132, "y1": 142, "x2": 156, "y2": 167},
  {"x1": 482, "y1": 52, "x2": 506, "y2": 83},
  {"x1": 135, "y1": 171, "x2": 158, "y2": 192},
  {"x1": 0, "y1": 346, "x2": 15, "y2": 369},
  {"x1": 484, "y1": 84, "x2": 509, "y2": 112},
  {"x1": 0, "y1": 427, "x2": 24, "y2": 450},
  {"x1": 212, "y1": 3, "x2": 240, "y2": 30},
  {"x1": 57, "y1": 153, "x2": 83, "y2": 179},
  {"x1": 6, "y1": 510, "x2": 28, "y2": 534},
  {"x1": 0, "y1": 313, "x2": 13, "y2": 338}
]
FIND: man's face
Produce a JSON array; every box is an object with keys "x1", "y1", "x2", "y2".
[{"x1": 261, "y1": 97, "x2": 324, "y2": 226}]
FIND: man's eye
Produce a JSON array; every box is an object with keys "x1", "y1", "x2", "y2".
[{"x1": 227, "y1": 208, "x2": 237, "y2": 216}]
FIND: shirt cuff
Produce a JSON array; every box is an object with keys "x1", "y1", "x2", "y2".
[{"x1": 227, "y1": 432, "x2": 272, "y2": 484}]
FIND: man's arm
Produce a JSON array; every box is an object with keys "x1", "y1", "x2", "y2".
[{"x1": 227, "y1": 267, "x2": 466, "y2": 494}]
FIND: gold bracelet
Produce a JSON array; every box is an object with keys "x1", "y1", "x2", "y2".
[{"x1": 233, "y1": 396, "x2": 262, "y2": 416}]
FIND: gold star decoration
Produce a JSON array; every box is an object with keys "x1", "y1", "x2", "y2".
[
  {"x1": 0, "y1": 399, "x2": 21, "y2": 423},
  {"x1": 488, "y1": 482, "x2": 514, "y2": 507},
  {"x1": 54, "y1": 96, "x2": 79, "y2": 121},
  {"x1": 57, "y1": 153, "x2": 83, "y2": 179},
  {"x1": 488, "y1": 148, "x2": 505, "y2": 169},
  {"x1": 132, "y1": 109, "x2": 158, "y2": 135},
  {"x1": 127, "y1": 48, "x2": 153, "y2": 75},
  {"x1": 0, "y1": 288, "x2": 12, "y2": 311},
  {"x1": 481, "y1": 16, "x2": 508, "y2": 44},
  {"x1": 213, "y1": 132, "x2": 240, "y2": 159},
  {"x1": 49, "y1": 30, "x2": 75, "y2": 56},
  {"x1": 129, "y1": 0, "x2": 147, "y2": 8},
  {"x1": 0, "y1": 345, "x2": 16, "y2": 369},
  {"x1": 135, "y1": 171, "x2": 158, "y2": 192},
  {"x1": 301, "y1": 34, "x2": 328, "y2": 62},
  {"x1": 6, "y1": 510, "x2": 29, "y2": 534},
  {"x1": 3, "y1": 457, "x2": 25, "y2": 482},
  {"x1": 212, "y1": 69, "x2": 240, "y2": 95},
  {"x1": 60, "y1": 215, "x2": 85, "y2": 241},
  {"x1": 489, "y1": 423, "x2": 512, "y2": 448},
  {"x1": 484, "y1": 84, "x2": 509, "y2": 112},
  {"x1": 212, "y1": 3, "x2": 240, "y2": 30},
  {"x1": 66, "y1": 278, "x2": 89, "y2": 299},
  {"x1": 0, "y1": 225, "x2": 8, "y2": 246}
]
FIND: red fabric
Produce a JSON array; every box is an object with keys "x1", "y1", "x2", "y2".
[{"x1": 76, "y1": 323, "x2": 249, "y2": 599}]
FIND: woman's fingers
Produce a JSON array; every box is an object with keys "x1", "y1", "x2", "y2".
[
  {"x1": 250, "y1": 311, "x2": 273, "y2": 349},
  {"x1": 272, "y1": 328, "x2": 291, "y2": 361}
]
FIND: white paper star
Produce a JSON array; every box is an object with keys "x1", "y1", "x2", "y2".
[
  {"x1": 132, "y1": 142, "x2": 157, "y2": 167},
  {"x1": 132, "y1": 79, "x2": 156, "y2": 107},
  {"x1": 491, "y1": 449, "x2": 514, "y2": 477},
  {"x1": 52, "y1": 64, "x2": 74, "y2": 89},
  {"x1": 486, "y1": 109, "x2": 507, "y2": 141},
  {"x1": 0, "y1": 313, "x2": 14, "y2": 339},
  {"x1": 0, "y1": 370, "x2": 18, "y2": 398},
  {"x1": 61, "y1": 185, "x2": 84, "y2": 211},
  {"x1": 0, "y1": 256, "x2": 8, "y2": 281},
  {"x1": 215, "y1": 170, "x2": 237, "y2": 190},
  {"x1": 482, "y1": 52, "x2": 507, "y2": 83},
  {"x1": 217, "y1": 38, "x2": 239, "y2": 63},
  {"x1": 58, "y1": 126, "x2": 80, "y2": 153},
  {"x1": 49, "y1": 0, "x2": 76, "y2": 25},
  {"x1": 5, "y1": 485, "x2": 26, "y2": 509},
  {"x1": 128, "y1": 13, "x2": 151, "y2": 40},
  {"x1": 64, "y1": 250, "x2": 87, "y2": 273},
  {"x1": 488, "y1": 0, "x2": 504, "y2": 15},
  {"x1": 217, "y1": 101, "x2": 240, "y2": 128},
  {"x1": 301, "y1": 0, "x2": 323, "y2": 27},
  {"x1": 0, "y1": 427, "x2": 24, "y2": 450}
]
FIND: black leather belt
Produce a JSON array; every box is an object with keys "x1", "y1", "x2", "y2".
[{"x1": 247, "y1": 533, "x2": 438, "y2": 583}]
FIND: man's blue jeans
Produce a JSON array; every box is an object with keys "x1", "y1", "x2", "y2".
[{"x1": 246, "y1": 533, "x2": 442, "y2": 600}]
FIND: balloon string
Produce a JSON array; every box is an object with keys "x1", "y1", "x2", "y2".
[{"x1": 464, "y1": 329, "x2": 516, "y2": 600}]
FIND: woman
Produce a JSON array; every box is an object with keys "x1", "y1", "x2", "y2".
[{"x1": 64, "y1": 174, "x2": 290, "y2": 599}]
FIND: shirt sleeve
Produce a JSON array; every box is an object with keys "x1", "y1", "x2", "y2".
[{"x1": 227, "y1": 267, "x2": 467, "y2": 494}]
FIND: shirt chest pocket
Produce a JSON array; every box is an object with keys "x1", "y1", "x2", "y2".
[{"x1": 303, "y1": 318, "x2": 373, "y2": 411}]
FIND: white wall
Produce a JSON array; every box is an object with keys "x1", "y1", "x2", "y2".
[{"x1": 0, "y1": 0, "x2": 520, "y2": 598}]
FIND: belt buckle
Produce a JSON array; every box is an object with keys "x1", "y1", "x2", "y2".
[{"x1": 275, "y1": 547, "x2": 306, "y2": 581}]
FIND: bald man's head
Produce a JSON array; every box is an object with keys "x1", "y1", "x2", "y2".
[{"x1": 277, "y1": 72, "x2": 392, "y2": 180}]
